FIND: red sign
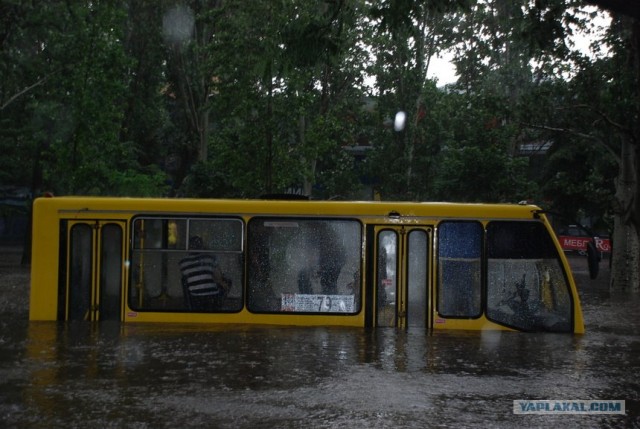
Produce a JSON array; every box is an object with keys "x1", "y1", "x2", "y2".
[{"x1": 558, "y1": 236, "x2": 611, "y2": 253}]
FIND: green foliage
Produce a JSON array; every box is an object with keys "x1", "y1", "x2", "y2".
[
  {"x1": 431, "y1": 0, "x2": 620, "y2": 216},
  {"x1": 178, "y1": 160, "x2": 236, "y2": 198},
  {"x1": 542, "y1": 137, "x2": 616, "y2": 219},
  {"x1": 1, "y1": 0, "x2": 171, "y2": 197},
  {"x1": 428, "y1": 91, "x2": 538, "y2": 203},
  {"x1": 0, "y1": 0, "x2": 623, "y2": 219},
  {"x1": 512, "y1": 67, "x2": 617, "y2": 222},
  {"x1": 197, "y1": 0, "x2": 369, "y2": 198}
]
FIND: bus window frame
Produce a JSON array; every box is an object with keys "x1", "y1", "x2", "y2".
[
  {"x1": 128, "y1": 215, "x2": 245, "y2": 314},
  {"x1": 131, "y1": 215, "x2": 244, "y2": 253}
]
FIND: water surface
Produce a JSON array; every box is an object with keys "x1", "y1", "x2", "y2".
[{"x1": 1, "y1": 249, "x2": 638, "y2": 428}]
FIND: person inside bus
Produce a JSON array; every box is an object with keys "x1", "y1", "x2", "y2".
[
  {"x1": 317, "y1": 223, "x2": 346, "y2": 295},
  {"x1": 180, "y1": 236, "x2": 230, "y2": 311},
  {"x1": 297, "y1": 267, "x2": 313, "y2": 294}
]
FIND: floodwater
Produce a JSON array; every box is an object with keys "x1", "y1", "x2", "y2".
[{"x1": 1, "y1": 247, "x2": 639, "y2": 428}]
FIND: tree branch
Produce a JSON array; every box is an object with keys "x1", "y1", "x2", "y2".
[
  {"x1": 564, "y1": 103, "x2": 637, "y2": 144},
  {"x1": 1, "y1": 75, "x2": 50, "y2": 110},
  {"x1": 523, "y1": 122, "x2": 621, "y2": 163}
]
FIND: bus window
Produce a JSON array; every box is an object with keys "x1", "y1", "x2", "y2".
[
  {"x1": 129, "y1": 217, "x2": 243, "y2": 313},
  {"x1": 247, "y1": 218, "x2": 361, "y2": 314},
  {"x1": 68, "y1": 224, "x2": 93, "y2": 321},
  {"x1": 99, "y1": 223, "x2": 123, "y2": 321},
  {"x1": 376, "y1": 230, "x2": 397, "y2": 327},
  {"x1": 486, "y1": 221, "x2": 572, "y2": 332},
  {"x1": 133, "y1": 218, "x2": 187, "y2": 249},
  {"x1": 189, "y1": 218, "x2": 243, "y2": 252},
  {"x1": 437, "y1": 221, "x2": 482, "y2": 318}
]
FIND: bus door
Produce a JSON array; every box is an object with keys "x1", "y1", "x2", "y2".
[
  {"x1": 65, "y1": 220, "x2": 126, "y2": 321},
  {"x1": 373, "y1": 226, "x2": 432, "y2": 328}
]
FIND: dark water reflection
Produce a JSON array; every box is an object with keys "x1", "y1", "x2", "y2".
[{"x1": 1, "y1": 256, "x2": 639, "y2": 428}]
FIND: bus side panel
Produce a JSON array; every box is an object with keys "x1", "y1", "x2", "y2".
[{"x1": 29, "y1": 199, "x2": 61, "y2": 321}]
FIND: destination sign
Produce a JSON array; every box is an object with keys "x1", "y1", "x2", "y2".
[{"x1": 281, "y1": 293, "x2": 355, "y2": 313}]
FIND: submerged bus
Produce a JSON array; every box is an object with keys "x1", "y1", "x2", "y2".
[{"x1": 29, "y1": 196, "x2": 584, "y2": 333}]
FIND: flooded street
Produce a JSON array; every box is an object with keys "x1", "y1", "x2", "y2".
[{"x1": 1, "y1": 246, "x2": 639, "y2": 428}]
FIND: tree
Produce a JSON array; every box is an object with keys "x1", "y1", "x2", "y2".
[
  {"x1": 120, "y1": 1, "x2": 173, "y2": 191},
  {"x1": 367, "y1": 0, "x2": 467, "y2": 200},
  {"x1": 281, "y1": 0, "x2": 370, "y2": 198},
  {"x1": 0, "y1": 1, "x2": 171, "y2": 197},
  {"x1": 519, "y1": 1, "x2": 640, "y2": 293},
  {"x1": 430, "y1": 89, "x2": 537, "y2": 202},
  {"x1": 0, "y1": 1, "x2": 61, "y2": 191},
  {"x1": 506, "y1": 0, "x2": 640, "y2": 293},
  {"x1": 162, "y1": 1, "x2": 222, "y2": 193},
  {"x1": 185, "y1": 0, "x2": 368, "y2": 199},
  {"x1": 569, "y1": 8, "x2": 640, "y2": 293},
  {"x1": 47, "y1": 1, "x2": 169, "y2": 196}
]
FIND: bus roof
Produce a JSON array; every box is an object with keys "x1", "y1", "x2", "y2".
[{"x1": 34, "y1": 196, "x2": 542, "y2": 220}]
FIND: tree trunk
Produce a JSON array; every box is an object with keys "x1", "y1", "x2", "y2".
[
  {"x1": 610, "y1": 217, "x2": 640, "y2": 292},
  {"x1": 589, "y1": 0, "x2": 640, "y2": 296},
  {"x1": 610, "y1": 136, "x2": 640, "y2": 293}
]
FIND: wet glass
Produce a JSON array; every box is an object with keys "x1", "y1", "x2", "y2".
[
  {"x1": 407, "y1": 230, "x2": 428, "y2": 327},
  {"x1": 130, "y1": 217, "x2": 244, "y2": 313},
  {"x1": 99, "y1": 223, "x2": 123, "y2": 321},
  {"x1": 486, "y1": 221, "x2": 572, "y2": 332},
  {"x1": 377, "y1": 230, "x2": 397, "y2": 327},
  {"x1": 247, "y1": 218, "x2": 361, "y2": 314},
  {"x1": 68, "y1": 224, "x2": 93, "y2": 321},
  {"x1": 437, "y1": 221, "x2": 483, "y2": 318}
]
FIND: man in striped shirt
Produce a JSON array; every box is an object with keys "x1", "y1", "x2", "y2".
[{"x1": 180, "y1": 236, "x2": 229, "y2": 311}]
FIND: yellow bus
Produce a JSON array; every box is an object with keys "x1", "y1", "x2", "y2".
[{"x1": 29, "y1": 196, "x2": 584, "y2": 333}]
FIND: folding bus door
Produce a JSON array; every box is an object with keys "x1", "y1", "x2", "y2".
[
  {"x1": 65, "y1": 220, "x2": 126, "y2": 321},
  {"x1": 373, "y1": 226, "x2": 432, "y2": 328}
]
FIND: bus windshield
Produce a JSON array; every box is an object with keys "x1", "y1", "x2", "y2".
[{"x1": 486, "y1": 221, "x2": 572, "y2": 332}]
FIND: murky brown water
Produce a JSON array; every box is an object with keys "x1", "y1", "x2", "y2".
[{"x1": 1, "y1": 247, "x2": 638, "y2": 428}]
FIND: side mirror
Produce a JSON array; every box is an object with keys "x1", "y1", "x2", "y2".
[{"x1": 587, "y1": 241, "x2": 599, "y2": 280}]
